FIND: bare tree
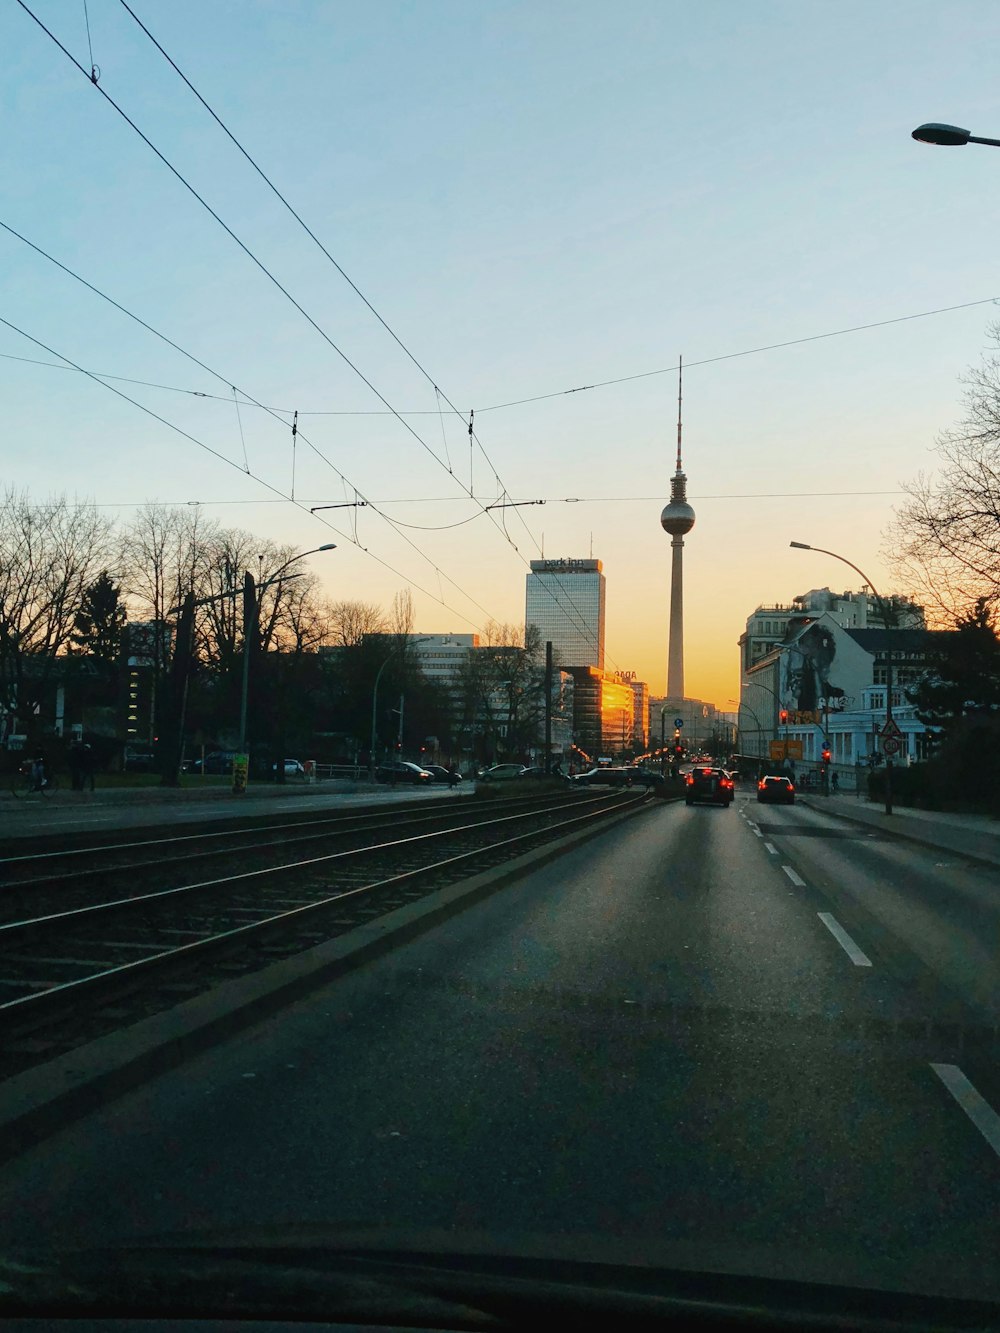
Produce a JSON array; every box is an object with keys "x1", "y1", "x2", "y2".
[
  {"x1": 0, "y1": 490, "x2": 114, "y2": 731},
  {"x1": 887, "y1": 327, "x2": 1000, "y2": 622},
  {"x1": 120, "y1": 504, "x2": 216, "y2": 672},
  {"x1": 272, "y1": 575, "x2": 331, "y2": 653},
  {"x1": 456, "y1": 621, "x2": 544, "y2": 761},
  {"x1": 329, "y1": 600, "x2": 388, "y2": 648}
]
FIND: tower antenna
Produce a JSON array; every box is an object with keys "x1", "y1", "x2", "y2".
[{"x1": 676, "y1": 354, "x2": 683, "y2": 473}]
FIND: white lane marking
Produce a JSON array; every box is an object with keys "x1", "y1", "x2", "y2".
[
  {"x1": 763, "y1": 841, "x2": 778, "y2": 855},
  {"x1": 816, "y1": 912, "x2": 873, "y2": 967},
  {"x1": 782, "y1": 865, "x2": 806, "y2": 887},
  {"x1": 931, "y1": 1064, "x2": 1000, "y2": 1160}
]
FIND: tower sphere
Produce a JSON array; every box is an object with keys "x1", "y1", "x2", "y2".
[{"x1": 660, "y1": 498, "x2": 696, "y2": 535}]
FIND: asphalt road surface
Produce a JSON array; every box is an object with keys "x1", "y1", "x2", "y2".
[{"x1": 1, "y1": 789, "x2": 998, "y2": 1301}]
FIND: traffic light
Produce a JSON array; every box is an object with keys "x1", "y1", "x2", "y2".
[
  {"x1": 674, "y1": 743, "x2": 683, "y2": 757},
  {"x1": 779, "y1": 710, "x2": 788, "y2": 725},
  {"x1": 821, "y1": 746, "x2": 831, "y2": 765}
]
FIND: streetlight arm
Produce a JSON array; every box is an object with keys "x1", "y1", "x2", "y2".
[{"x1": 789, "y1": 542, "x2": 881, "y2": 604}]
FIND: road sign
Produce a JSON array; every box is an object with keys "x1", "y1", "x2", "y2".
[
  {"x1": 674, "y1": 717, "x2": 684, "y2": 729},
  {"x1": 882, "y1": 736, "x2": 901, "y2": 756},
  {"x1": 880, "y1": 719, "x2": 903, "y2": 740}
]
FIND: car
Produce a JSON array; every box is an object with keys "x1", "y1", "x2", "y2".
[
  {"x1": 571, "y1": 766, "x2": 632, "y2": 786},
  {"x1": 123, "y1": 747, "x2": 156, "y2": 772},
  {"x1": 480, "y1": 763, "x2": 527, "y2": 781},
  {"x1": 420, "y1": 763, "x2": 462, "y2": 784},
  {"x1": 757, "y1": 775, "x2": 795, "y2": 804},
  {"x1": 271, "y1": 759, "x2": 305, "y2": 777},
  {"x1": 622, "y1": 766, "x2": 665, "y2": 788},
  {"x1": 376, "y1": 760, "x2": 433, "y2": 784},
  {"x1": 684, "y1": 766, "x2": 735, "y2": 806},
  {"x1": 186, "y1": 750, "x2": 239, "y2": 775}
]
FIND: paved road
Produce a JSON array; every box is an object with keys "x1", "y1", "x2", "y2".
[{"x1": 1, "y1": 790, "x2": 997, "y2": 1300}]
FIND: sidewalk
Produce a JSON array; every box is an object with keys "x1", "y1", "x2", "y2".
[
  {"x1": 799, "y1": 792, "x2": 1000, "y2": 869},
  {"x1": 0, "y1": 779, "x2": 369, "y2": 807},
  {"x1": 0, "y1": 780, "x2": 463, "y2": 842}
]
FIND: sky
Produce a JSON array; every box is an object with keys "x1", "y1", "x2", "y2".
[{"x1": 2, "y1": 0, "x2": 999, "y2": 708}]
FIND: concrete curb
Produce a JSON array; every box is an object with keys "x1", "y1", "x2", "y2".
[
  {"x1": 798, "y1": 796, "x2": 1000, "y2": 870},
  {"x1": 0, "y1": 796, "x2": 660, "y2": 1162}
]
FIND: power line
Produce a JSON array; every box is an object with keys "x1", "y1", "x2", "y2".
[
  {"x1": 0, "y1": 313, "x2": 486, "y2": 631},
  {"x1": 4, "y1": 290, "x2": 996, "y2": 419},
  {"x1": 35, "y1": 487, "x2": 908, "y2": 509},
  {"x1": 16, "y1": 2, "x2": 628, "y2": 668},
  {"x1": 107, "y1": 1, "x2": 610, "y2": 662},
  {"x1": 0, "y1": 217, "x2": 499, "y2": 624},
  {"x1": 475, "y1": 296, "x2": 1000, "y2": 413}
]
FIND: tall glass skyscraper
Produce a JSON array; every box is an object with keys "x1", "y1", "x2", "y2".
[{"x1": 525, "y1": 558, "x2": 605, "y2": 669}]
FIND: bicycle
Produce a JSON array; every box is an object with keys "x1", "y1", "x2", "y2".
[{"x1": 10, "y1": 764, "x2": 59, "y2": 798}]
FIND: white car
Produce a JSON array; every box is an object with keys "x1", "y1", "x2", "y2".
[{"x1": 480, "y1": 763, "x2": 527, "y2": 781}]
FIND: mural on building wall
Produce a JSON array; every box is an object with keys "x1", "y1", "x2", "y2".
[{"x1": 781, "y1": 624, "x2": 847, "y2": 713}]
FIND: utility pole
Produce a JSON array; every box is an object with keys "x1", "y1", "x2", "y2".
[
  {"x1": 544, "y1": 640, "x2": 553, "y2": 774},
  {"x1": 238, "y1": 571, "x2": 256, "y2": 755},
  {"x1": 397, "y1": 693, "x2": 405, "y2": 747}
]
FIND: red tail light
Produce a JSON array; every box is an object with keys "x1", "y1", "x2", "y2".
[
  {"x1": 721, "y1": 778, "x2": 733, "y2": 788},
  {"x1": 685, "y1": 773, "x2": 693, "y2": 785}
]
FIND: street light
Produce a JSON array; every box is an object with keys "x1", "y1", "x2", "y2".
[
  {"x1": 729, "y1": 697, "x2": 765, "y2": 771},
  {"x1": 789, "y1": 540, "x2": 895, "y2": 814},
  {"x1": 912, "y1": 122, "x2": 1000, "y2": 148}
]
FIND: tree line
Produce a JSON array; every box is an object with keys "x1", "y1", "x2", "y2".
[{"x1": 0, "y1": 492, "x2": 552, "y2": 776}]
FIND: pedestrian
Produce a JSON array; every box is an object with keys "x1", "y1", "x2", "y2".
[
  {"x1": 831, "y1": 770, "x2": 840, "y2": 794},
  {"x1": 80, "y1": 742, "x2": 95, "y2": 792},
  {"x1": 30, "y1": 750, "x2": 46, "y2": 793},
  {"x1": 69, "y1": 741, "x2": 84, "y2": 791}
]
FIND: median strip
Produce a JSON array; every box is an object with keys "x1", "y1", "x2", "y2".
[
  {"x1": 931, "y1": 1063, "x2": 1000, "y2": 1159},
  {"x1": 817, "y1": 911, "x2": 872, "y2": 967}
]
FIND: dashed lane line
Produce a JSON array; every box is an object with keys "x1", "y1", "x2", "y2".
[
  {"x1": 782, "y1": 865, "x2": 806, "y2": 887},
  {"x1": 763, "y1": 841, "x2": 778, "y2": 855},
  {"x1": 816, "y1": 911, "x2": 873, "y2": 967},
  {"x1": 931, "y1": 1063, "x2": 1000, "y2": 1160}
]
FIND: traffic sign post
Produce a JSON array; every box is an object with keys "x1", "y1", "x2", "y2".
[
  {"x1": 674, "y1": 718, "x2": 684, "y2": 729},
  {"x1": 882, "y1": 736, "x2": 901, "y2": 757}
]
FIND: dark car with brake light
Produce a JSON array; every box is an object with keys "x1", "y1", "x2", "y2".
[
  {"x1": 684, "y1": 766, "x2": 735, "y2": 806},
  {"x1": 757, "y1": 775, "x2": 795, "y2": 804}
]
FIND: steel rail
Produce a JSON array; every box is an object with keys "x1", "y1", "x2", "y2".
[
  {"x1": 0, "y1": 793, "x2": 590, "y2": 894},
  {"x1": 0, "y1": 792, "x2": 647, "y2": 1027}
]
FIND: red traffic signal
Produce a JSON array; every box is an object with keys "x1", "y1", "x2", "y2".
[
  {"x1": 779, "y1": 710, "x2": 788, "y2": 724},
  {"x1": 821, "y1": 747, "x2": 831, "y2": 764}
]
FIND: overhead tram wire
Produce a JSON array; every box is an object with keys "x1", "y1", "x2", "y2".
[
  {"x1": 115, "y1": 2, "x2": 538, "y2": 514},
  {"x1": 0, "y1": 314, "x2": 486, "y2": 631},
  {"x1": 105, "y1": 0, "x2": 609, "y2": 662},
  {"x1": 0, "y1": 218, "x2": 498, "y2": 624},
  {"x1": 3, "y1": 292, "x2": 995, "y2": 421},
  {"x1": 15, "y1": 0, "x2": 603, "y2": 652}
]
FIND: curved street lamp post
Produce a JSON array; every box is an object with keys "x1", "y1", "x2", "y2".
[
  {"x1": 912, "y1": 122, "x2": 1000, "y2": 148},
  {"x1": 790, "y1": 541, "x2": 894, "y2": 815}
]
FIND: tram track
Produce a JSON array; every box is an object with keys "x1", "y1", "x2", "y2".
[{"x1": 0, "y1": 789, "x2": 650, "y2": 1077}]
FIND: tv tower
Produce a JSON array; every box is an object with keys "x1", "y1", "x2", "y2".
[{"x1": 659, "y1": 356, "x2": 696, "y2": 699}]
